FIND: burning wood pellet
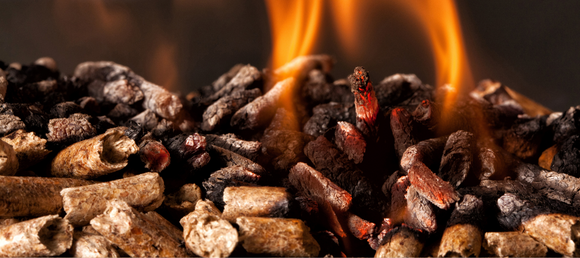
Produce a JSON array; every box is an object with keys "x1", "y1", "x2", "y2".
[
  {"x1": 404, "y1": 185, "x2": 437, "y2": 233},
  {"x1": 303, "y1": 102, "x2": 355, "y2": 137},
  {"x1": 482, "y1": 231, "x2": 548, "y2": 258},
  {"x1": 301, "y1": 70, "x2": 352, "y2": 107},
  {"x1": 1, "y1": 129, "x2": 50, "y2": 171},
  {"x1": 180, "y1": 199, "x2": 238, "y2": 258},
  {"x1": 90, "y1": 200, "x2": 189, "y2": 257},
  {"x1": 0, "y1": 175, "x2": 92, "y2": 217},
  {"x1": 551, "y1": 134, "x2": 580, "y2": 177},
  {"x1": 0, "y1": 215, "x2": 73, "y2": 257},
  {"x1": 231, "y1": 77, "x2": 294, "y2": 131},
  {"x1": 512, "y1": 161, "x2": 580, "y2": 205},
  {"x1": 49, "y1": 101, "x2": 82, "y2": 118},
  {"x1": 138, "y1": 134, "x2": 171, "y2": 172},
  {"x1": 375, "y1": 73, "x2": 423, "y2": 110},
  {"x1": 209, "y1": 145, "x2": 265, "y2": 175},
  {"x1": 304, "y1": 135, "x2": 386, "y2": 216},
  {"x1": 107, "y1": 103, "x2": 139, "y2": 122},
  {"x1": 346, "y1": 212, "x2": 376, "y2": 240},
  {"x1": 203, "y1": 165, "x2": 260, "y2": 208},
  {"x1": 438, "y1": 130, "x2": 474, "y2": 187},
  {"x1": 50, "y1": 128, "x2": 138, "y2": 179},
  {"x1": 348, "y1": 66, "x2": 379, "y2": 138},
  {"x1": 408, "y1": 161, "x2": 459, "y2": 209},
  {"x1": 477, "y1": 140, "x2": 511, "y2": 180},
  {"x1": 551, "y1": 105, "x2": 580, "y2": 144},
  {"x1": 1, "y1": 103, "x2": 49, "y2": 135},
  {"x1": 202, "y1": 64, "x2": 262, "y2": 106},
  {"x1": 502, "y1": 116, "x2": 546, "y2": 161},
  {"x1": 221, "y1": 186, "x2": 292, "y2": 222},
  {"x1": 102, "y1": 79, "x2": 144, "y2": 105},
  {"x1": 236, "y1": 216, "x2": 320, "y2": 257},
  {"x1": 46, "y1": 113, "x2": 97, "y2": 147},
  {"x1": 289, "y1": 162, "x2": 352, "y2": 213},
  {"x1": 60, "y1": 172, "x2": 164, "y2": 226},
  {"x1": 0, "y1": 114, "x2": 26, "y2": 135},
  {"x1": 391, "y1": 107, "x2": 417, "y2": 159},
  {"x1": 201, "y1": 88, "x2": 262, "y2": 132},
  {"x1": 334, "y1": 121, "x2": 366, "y2": 164},
  {"x1": 261, "y1": 120, "x2": 314, "y2": 171},
  {"x1": 205, "y1": 64, "x2": 245, "y2": 95},
  {"x1": 373, "y1": 226, "x2": 424, "y2": 258},
  {"x1": 164, "y1": 133, "x2": 211, "y2": 172},
  {"x1": 205, "y1": 133, "x2": 262, "y2": 161},
  {"x1": 400, "y1": 136, "x2": 447, "y2": 172},
  {"x1": 130, "y1": 109, "x2": 159, "y2": 131},
  {"x1": 0, "y1": 139, "x2": 18, "y2": 176},
  {"x1": 68, "y1": 231, "x2": 120, "y2": 258},
  {"x1": 438, "y1": 194, "x2": 484, "y2": 257}
]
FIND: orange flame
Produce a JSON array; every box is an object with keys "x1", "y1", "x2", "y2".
[
  {"x1": 149, "y1": 40, "x2": 178, "y2": 91},
  {"x1": 398, "y1": 0, "x2": 474, "y2": 118},
  {"x1": 329, "y1": 0, "x2": 358, "y2": 61},
  {"x1": 265, "y1": 0, "x2": 323, "y2": 70}
]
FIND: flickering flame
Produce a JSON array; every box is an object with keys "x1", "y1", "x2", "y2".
[
  {"x1": 265, "y1": 0, "x2": 322, "y2": 70},
  {"x1": 329, "y1": 0, "x2": 358, "y2": 60},
  {"x1": 149, "y1": 40, "x2": 178, "y2": 91},
  {"x1": 398, "y1": 0, "x2": 474, "y2": 117}
]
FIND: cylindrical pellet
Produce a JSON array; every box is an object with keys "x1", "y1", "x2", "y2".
[
  {"x1": 0, "y1": 215, "x2": 73, "y2": 257},
  {"x1": 90, "y1": 200, "x2": 189, "y2": 257},
  {"x1": 222, "y1": 186, "x2": 292, "y2": 223},
  {"x1": 236, "y1": 216, "x2": 320, "y2": 257},
  {"x1": 51, "y1": 128, "x2": 138, "y2": 179},
  {"x1": 61, "y1": 172, "x2": 164, "y2": 226},
  {"x1": 0, "y1": 176, "x2": 92, "y2": 218}
]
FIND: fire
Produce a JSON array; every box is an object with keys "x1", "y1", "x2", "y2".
[
  {"x1": 329, "y1": 0, "x2": 358, "y2": 61},
  {"x1": 265, "y1": 0, "x2": 322, "y2": 70},
  {"x1": 396, "y1": 0, "x2": 474, "y2": 124},
  {"x1": 149, "y1": 40, "x2": 178, "y2": 91}
]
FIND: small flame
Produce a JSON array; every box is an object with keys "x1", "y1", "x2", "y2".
[
  {"x1": 265, "y1": 0, "x2": 322, "y2": 70},
  {"x1": 329, "y1": 0, "x2": 358, "y2": 61},
  {"x1": 397, "y1": 0, "x2": 474, "y2": 125},
  {"x1": 149, "y1": 40, "x2": 178, "y2": 91}
]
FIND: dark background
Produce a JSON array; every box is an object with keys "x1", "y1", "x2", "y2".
[{"x1": 1, "y1": 0, "x2": 579, "y2": 111}]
